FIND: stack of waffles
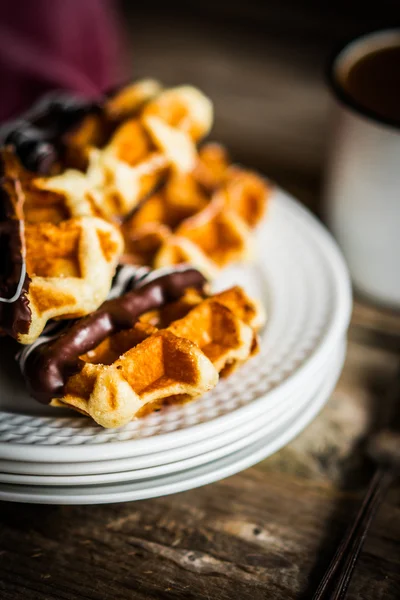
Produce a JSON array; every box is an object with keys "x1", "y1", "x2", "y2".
[{"x1": 0, "y1": 80, "x2": 269, "y2": 427}]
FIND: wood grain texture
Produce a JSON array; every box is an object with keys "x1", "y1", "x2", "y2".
[
  {"x1": 2, "y1": 2, "x2": 400, "y2": 598},
  {"x1": 0, "y1": 468, "x2": 399, "y2": 600}
]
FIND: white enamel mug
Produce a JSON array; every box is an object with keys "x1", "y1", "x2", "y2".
[{"x1": 325, "y1": 29, "x2": 400, "y2": 308}]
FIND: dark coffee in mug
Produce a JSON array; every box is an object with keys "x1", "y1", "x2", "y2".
[{"x1": 342, "y1": 44, "x2": 400, "y2": 126}]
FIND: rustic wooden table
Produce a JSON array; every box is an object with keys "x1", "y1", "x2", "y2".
[{"x1": 1, "y1": 3, "x2": 400, "y2": 598}]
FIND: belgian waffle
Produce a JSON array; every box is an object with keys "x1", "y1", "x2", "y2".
[
  {"x1": 52, "y1": 285, "x2": 262, "y2": 427},
  {"x1": 122, "y1": 143, "x2": 271, "y2": 275},
  {"x1": 53, "y1": 83, "x2": 214, "y2": 221},
  {"x1": 22, "y1": 216, "x2": 123, "y2": 344},
  {"x1": 0, "y1": 150, "x2": 123, "y2": 344}
]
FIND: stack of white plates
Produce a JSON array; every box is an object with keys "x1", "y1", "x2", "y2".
[{"x1": 0, "y1": 189, "x2": 352, "y2": 504}]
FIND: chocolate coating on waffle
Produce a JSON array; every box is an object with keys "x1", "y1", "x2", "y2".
[
  {"x1": 0, "y1": 92, "x2": 101, "y2": 174},
  {"x1": 0, "y1": 168, "x2": 31, "y2": 336},
  {"x1": 23, "y1": 267, "x2": 207, "y2": 404}
]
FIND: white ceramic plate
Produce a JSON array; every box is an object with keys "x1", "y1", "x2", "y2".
[
  {"x1": 0, "y1": 343, "x2": 345, "y2": 503},
  {"x1": 0, "y1": 188, "x2": 351, "y2": 464},
  {"x1": 0, "y1": 341, "x2": 344, "y2": 485}
]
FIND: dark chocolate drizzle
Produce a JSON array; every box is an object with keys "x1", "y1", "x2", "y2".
[{"x1": 23, "y1": 268, "x2": 206, "y2": 404}]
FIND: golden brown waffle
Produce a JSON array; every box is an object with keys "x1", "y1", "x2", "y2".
[
  {"x1": 122, "y1": 142, "x2": 271, "y2": 275},
  {"x1": 151, "y1": 203, "x2": 252, "y2": 275},
  {"x1": 174, "y1": 197, "x2": 252, "y2": 267},
  {"x1": 0, "y1": 149, "x2": 124, "y2": 344},
  {"x1": 52, "y1": 286, "x2": 262, "y2": 427},
  {"x1": 55, "y1": 83, "x2": 212, "y2": 221},
  {"x1": 22, "y1": 215, "x2": 123, "y2": 344},
  {"x1": 88, "y1": 109, "x2": 200, "y2": 214},
  {"x1": 122, "y1": 146, "x2": 228, "y2": 234},
  {"x1": 56, "y1": 330, "x2": 219, "y2": 428},
  {"x1": 44, "y1": 114, "x2": 199, "y2": 222},
  {"x1": 205, "y1": 286, "x2": 265, "y2": 374},
  {"x1": 167, "y1": 299, "x2": 254, "y2": 372},
  {"x1": 141, "y1": 285, "x2": 265, "y2": 378},
  {"x1": 120, "y1": 180, "x2": 210, "y2": 272}
]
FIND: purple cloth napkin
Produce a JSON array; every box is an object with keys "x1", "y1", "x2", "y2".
[{"x1": 0, "y1": 0, "x2": 129, "y2": 122}]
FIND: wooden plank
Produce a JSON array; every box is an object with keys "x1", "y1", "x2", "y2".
[{"x1": 0, "y1": 469, "x2": 399, "y2": 599}]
